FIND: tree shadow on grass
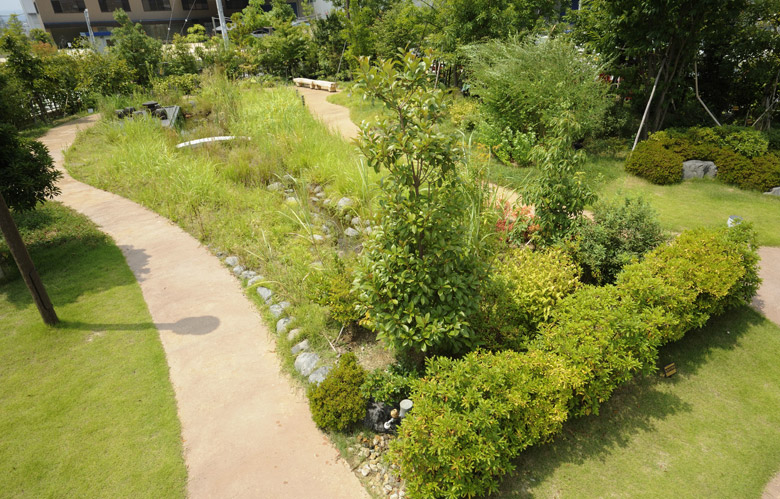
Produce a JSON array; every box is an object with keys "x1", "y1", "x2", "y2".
[{"x1": 493, "y1": 306, "x2": 763, "y2": 498}]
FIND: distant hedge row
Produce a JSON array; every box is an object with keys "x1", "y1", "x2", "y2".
[
  {"x1": 391, "y1": 225, "x2": 761, "y2": 498},
  {"x1": 626, "y1": 126, "x2": 780, "y2": 191}
]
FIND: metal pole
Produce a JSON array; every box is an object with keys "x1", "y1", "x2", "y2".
[
  {"x1": 84, "y1": 8, "x2": 96, "y2": 46},
  {"x1": 0, "y1": 192, "x2": 58, "y2": 325},
  {"x1": 215, "y1": 0, "x2": 229, "y2": 48}
]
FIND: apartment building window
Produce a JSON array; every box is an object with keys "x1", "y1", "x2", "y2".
[
  {"x1": 142, "y1": 0, "x2": 170, "y2": 10},
  {"x1": 181, "y1": 0, "x2": 208, "y2": 9},
  {"x1": 223, "y1": 0, "x2": 248, "y2": 10},
  {"x1": 98, "y1": 0, "x2": 130, "y2": 12},
  {"x1": 50, "y1": 0, "x2": 85, "y2": 13}
]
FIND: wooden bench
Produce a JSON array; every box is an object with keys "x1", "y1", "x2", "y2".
[{"x1": 293, "y1": 77, "x2": 338, "y2": 92}]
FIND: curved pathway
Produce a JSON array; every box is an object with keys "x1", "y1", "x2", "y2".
[
  {"x1": 301, "y1": 88, "x2": 780, "y2": 497},
  {"x1": 41, "y1": 115, "x2": 368, "y2": 499}
]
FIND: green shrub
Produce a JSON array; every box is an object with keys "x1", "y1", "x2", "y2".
[
  {"x1": 719, "y1": 126, "x2": 769, "y2": 158},
  {"x1": 312, "y1": 255, "x2": 363, "y2": 326},
  {"x1": 360, "y1": 364, "x2": 419, "y2": 406},
  {"x1": 616, "y1": 225, "x2": 760, "y2": 344},
  {"x1": 0, "y1": 125, "x2": 60, "y2": 211},
  {"x1": 476, "y1": 120, "x2": 536, "y2": 166},
  {"x1": 152, "y1": 74, "x2": 200, "y2": 99},
  {"x1": 766, "y1": 128, "x2": 780, "y2": 151},
  {"x1": 354, "y1": 52, "x2": 486, "y2": 359},
  {"x1": 307, "y1": 353, "x2": 367, "y2": 431},
  {"x1": 713, "y1": 147, "x2": 777, "y2": 191},
  {"x1": 392, "y1": 349, "x2": 576, "y2": 499},
  {"x1": 625, "y1": 139, "x2": 683, "y2": 185},
  {"x1": 449, "y1": 97, "x2": 481, "y2": 132},
  {"x1": 479, "y1": 247, "x2": 580, "y2": 350},
  {"x1": 463, "y1": 36, "x2": 609, "y2": 142},
  {"x1": 535, "y1": 285, "x2": 661, "y2": 416},
  {"x1": 572, "y1": 197, "x2": 667, "y2": 285}
]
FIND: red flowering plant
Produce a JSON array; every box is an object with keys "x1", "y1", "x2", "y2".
[{"x1": 494, "y1": 198, "x2": 538, "y2": 245}]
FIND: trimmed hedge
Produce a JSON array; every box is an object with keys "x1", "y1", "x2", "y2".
[
  {"x1": 630, "y1": 126, "x2": 780, "y2": 191},
  {"x1": 624, "y1": 139, "x2": 683, "y2": 185},
  {"x1": 479, "y1": 247, "x2": 581, "y2": 350},
  {"x1": 392, "y1": 225, "x2": 760, "y2": 498}
]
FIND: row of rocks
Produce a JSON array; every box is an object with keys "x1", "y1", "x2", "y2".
[
  {"x1": 218, "y1": 251, "x2": 333, "y2": 386},
  {"x1": 682, "y1": 160, "x2": 780, "y2": 195}
]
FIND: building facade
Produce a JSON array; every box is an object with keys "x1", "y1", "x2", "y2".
[{"x1": 33, "y1": 0, "x2": 299, "y2": 46}]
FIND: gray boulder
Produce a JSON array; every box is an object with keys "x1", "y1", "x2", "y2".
[
  {"x1": 294, "y1": 352, "x2": 320, "y2": 376},
  {"x1": 257, "y1": 286, "x2": 273, "y2": 303},
  {"x1": 270, "y1": 301, "x2": 291, "y2": 318},
  {"x1": 241, "y1": 270, "x2": 257, "y2": 280},
  {"x1": 363, "y1": 401, "x2": 392, "y2": 433},
  {"x1": 308, "y1": 366, "x2": 331, "y2": 385},
  {"x1": 291, "y1": 339, "x2": 309, "y2": 355},
  {"x1": 765, "y1": 186, "x2": 780, "y2": 196},
  {"x1": 351, "y1": 216, "x2": 362, "y2": 227},
  {"x1": 287, "y1": 328, "x2": 302, "y2": 341},
  {"x1": 225, "y1": 256, "x2": 239, "y2": 267},
  {"x1": 683, "y1": 160, "x2": 717, "y2": 180},
  {"x1": 276, "y1": 317, "x2": 293, "y2": 334},
  {"x1": 267, "y1": 182, "x2": 283, "y2": 191},
  {"x1": 344, "y1": 227, "x2": 360, "y2": 238},
  {"x1": 247, "y1": 275, "x2": 264, "y2": 287},
  {"x1": 232, "y1": 265, "x2": 245, "y2": 275}
]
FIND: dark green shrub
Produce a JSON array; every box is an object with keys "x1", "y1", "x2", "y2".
[
  {"x1": 572, "y1": 197, "x2": 667, "y2": 285},
  {"x1": 0, "y1": 125, "x2": 60, "y2": 211},
  {"x1": 479, "y1": 247, "x2": 580, "y2": 350},
  {"x1": 392, "y1": 349, "x2": 576, "y2": 499},
  {"x1": 624, "y1": 139, "x2": 683, "y2": 185},
  {"x1": 307, "y1": 353, "x2": 367, "y2": 431},
  {"x1": 766, "y1": 128, "x2": 780, "y2": 151},
  {"x1": 535, "y1": 285, "x2": 661, "y2": 416},
  {"x1": 616, "y1": 225, "x2": 760, "y2": 344},
  {"x1": 713, "y1": 147, "x2": 780, "y2": 191}
]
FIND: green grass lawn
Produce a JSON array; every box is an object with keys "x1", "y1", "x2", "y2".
[
  {"x1": 328, "y1": 88, "x2": 388, "y2": 126},
  {"x1": 487, "y1": 153, "x2": 780, "y2": 247},
  {"x1": 0, "y1": 202, "x2": 186, "y2": 497},
  {"x1": 495, "y1": 307, "x2": 780, "y2": 498}
]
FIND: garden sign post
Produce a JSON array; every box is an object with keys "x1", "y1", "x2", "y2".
[{"x1": 0, "y1": 192, "x2": 58, "y2": 325}]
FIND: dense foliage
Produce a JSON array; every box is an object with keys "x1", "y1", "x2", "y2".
[
  {"x1": 571, "y1": 197, "x2": 667, "y2": 285},
  {"x1": 392, "y1": 225, "x2": 760, "y2": 498},
  {"x1": 354, "y1": 52, "x2": 485, "y2": 359},
  {"x1": 0, "y1": 125, "x2": 61, "y2": 211},
  {"x1": 464, "y1": 36, "x2": 609, "y2": 163},
  {"x1": 307, "y1": 353, "x2": 367, "y2": 430}
]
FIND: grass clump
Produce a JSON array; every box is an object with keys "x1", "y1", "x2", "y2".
[{"x1": 0, "y1": 202, "x2": 186, "y2": 497}]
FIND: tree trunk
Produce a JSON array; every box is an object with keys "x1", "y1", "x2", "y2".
[{"x1": 0, "y1": 193, "x2": 58, "y2": 325}]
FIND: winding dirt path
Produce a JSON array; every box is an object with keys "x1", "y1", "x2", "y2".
[
  {"x1": 300, "y1": 87, "x2": 780, "y2": 497},
  {"x1": 40, "y1": 115, "x2": 368, "y2": 499}
]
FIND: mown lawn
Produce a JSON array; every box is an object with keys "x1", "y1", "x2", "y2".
[
  {"x1": 494, "y1": 307, "x2": 780, "y2": 498},
  {"x1": 0, "y1": 202, "x2": 186, "y2": 497}
]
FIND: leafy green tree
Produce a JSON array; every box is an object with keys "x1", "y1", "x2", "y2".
[
  {"x1": 185, "y1": 24, "x2": 208, "y2": 43},
  {"x1": 354, "y1": 51, "x2": 485, "y2": 361},
  {"x1": 523, "y1": 111, "x2": 595, "y2": 245},
  {"x1": 110, "y1": 9, "x2": 162, "y2": 85},
  {"x1": 572, "y1": 0, "x2": 746, "y2": 133},
  {"x1": 0, "y1": 125, "x2": 60, "y2": 212}
]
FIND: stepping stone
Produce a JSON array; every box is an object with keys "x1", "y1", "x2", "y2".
[
  {"x1": 276, "y1": 317, "x2": 293, "y2": 334},
  {"x1": 225, "y1": 256, "x2": 239, "y2": 266},
  {"x1": 270, "y1": 301, "x2": 290, "y2": 318},
  {"x1": 291, "y1": 339, "x2": 309, "y2": 355},
  {"x1": 294, "y1": 352, "x2": 320, "y2": 377},
  {"x1": 257, "y1": 286, "x2": 273, "y2": 303},
  {"x1": 247, "y1": 275, "x2": 264, "y2": 287},
  {"x1": 308, "y1": 366, "x2": 331, "y2": 385}
]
